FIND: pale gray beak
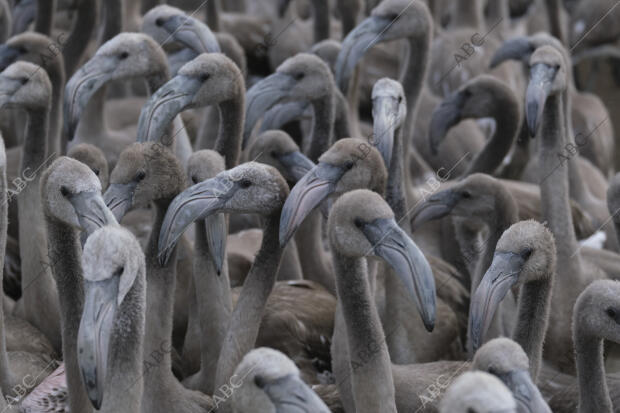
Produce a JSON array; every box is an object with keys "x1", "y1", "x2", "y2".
[
  {"x1": 77, "y1": 276, "x2": 119, "y2": 410},
  {"x1": 277, "y1": 150, "x2": 316, "y2": 182},
  {"x1": 260, "y1": 101, "x2": 310, "y2": 133},
  {"x1": 362, "y1": 217, "x2": 436, "y2": 331},
  {"x1": 11, "y1": 0, "x2": 36, "y2": 36},
  {"x1": 279, "y1": 162, "x2": 346, "y2": 247},
  {"x1": 489, "y1": 37, "x2": 534, "y2": 68},
  {"x1": 244, "y1": 72, "x2": 296, "y2": 147},
  {"x1": 371, "y1": 95, "x2": 400, "y2": 168},
  {"x1": 103, "y1": 182, "x2": 138, "y2": 223},
  {"x1": 334, "y1": 15, "x2": 392, "y2": 93},
  {"x1": 255, "y1": 374, "x2": 330, "y2": 412},
  {"x1": 158, "y1": 14, "x2": 220, "y2": 54},
  {"x1": 0, "y1": 45, "x2": 23, "y2": 72},
  {"x1": 469, "y1": 251, "x2": 524, "y2": 352},
  {"x1": 204, "y1": 214, "x2": 227, "y2": 276},
  {"x1": 64, "y1": 55, "x2": 118, "y2": 140},
  {"x1": 496, "y1": 369, "x2": 551, "y2": 413},
  {"x1": 136, "y1": 75, "x2": 198, "y2": 144},
  {"x1": 429, "y1": 90, "x2": 466, "y2": 155},
  {"x1": 0, "y1": 73, "x2": 26, "y2": 108},
  {"x1": 68, "y1": 191, "x2": 118, "y2": 236},
  {"x1": 525, "y1": 63, "x2": 557, "y2": 137},
  {"x1": 158, "y1": 174, "x2": 235, "y2": 265},
  {"x1": 410, "y1": 189, "x2": 460, "y2": 231}
]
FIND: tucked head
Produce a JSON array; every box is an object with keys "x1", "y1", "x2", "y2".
[
  {"x1": 0, "y1": 60, "x2": 51, "y2": 111},
  {"x1": 440, "y1": 371, "x2": 516, "y2": 413},
  {"x1": 68, "y1": 143, "x2": 109, "y2": 190}
]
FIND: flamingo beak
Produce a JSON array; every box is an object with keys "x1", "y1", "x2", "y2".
[
  {"x1": 204, "y1": 213, "x2": 227, "y2": 276},
  {"x1": 276, "y1": 150, "x2": 316, "y2": 182},
  {"x1": 0, "y1": 74, "x2": 25, "y2": 108},
  {"x1": 469, "y1": 251, "x2": 524, "y2": 352},
  {"x1": 334, "y1": 15, "x2": 392, "y2": 93},
  {"x1": 410, "y1": 189, "x2": 460, "y2": 231},
  {"x1": 77, "y1": 276, "x2": 119, "y2": 410},
  {"x1": 244, "y1": 73, "x2": 296, "y2": 148},
  {"x1": 525, "y1": 63, "x2": 556, "y2": 137},
  {"x1": 136, "y1": 74, "x2": 198, "y2": 144},
  {"x1": 104, "y1": 182, "x2": 138, "y2": 223},
  {"x1": 371, "y1": 94, "x2": 400, "y2": 169},
  {"x1": 279, "y1": 162, "x2": 346, "y2": 247},
  {"x1": 69, "y1": 191, "x2": 118, "y2": 236},
  {"x1": 489, "y1": 37, "x2": 533, "y2": 68},
  {"x1": 64, "y1": 55, "x2": 117, "y2": 140},
  {"x1": 0, "y1": 45, "x2": 22, "y2": 72},
  {"x1": 429, "y1": 90, "x2": 466, "y2": 155},
  {"x1": 260, "y1": 101, "x2": 310, "y2": 133},
  {"x1": 11, "y1": 0, "x2": 36, "y2": 36},
  {"x1": 362, "y1": 218, "x2": 436, "y2": 332},
  {"x1": 158, "y1": 174, "x2": 235, "y2": 265},
  {"x1": 497, "y1": 369, "x2": 552, "y2": 413},
  {"x1": 158, "y1": 14, "x2": 220, "y2": 54},
  {"x1": 255, "y1": 374, "x2": 330, "y2": 412}
]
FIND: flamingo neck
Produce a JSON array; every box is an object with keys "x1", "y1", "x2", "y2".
[
  {"x1": 575, "y1": 331, "x2": 612, "y2": 413},
  {"x1": 215, "y1": 93, "x2": 244, "y2": 169}
]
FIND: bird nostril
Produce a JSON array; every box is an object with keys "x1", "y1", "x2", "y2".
[{"x1": 155, "y1": 18, "x2": 164, "y2": 26}]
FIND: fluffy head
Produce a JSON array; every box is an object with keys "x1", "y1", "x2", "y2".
[
  {"x1": 529, "y1": 45, "x2": 567, "y2": 95},
  {"x1": 473, "y1": 337, "x2": 529, "y2": 374},
  {"x1": 187, "y1": 149, "x2": 225, "y2": 184},
  {"x1": 574, "y1": 280, "x2": 620, "y2": 344},
  {"x1": 177, "y1": 52, "x2": 244, "y2": 104},
  {"x1": 0, "y1": 60, "x2": 51, "y2": 111},
  {"x1": 371, "y1": 0, "x2": 432, "y2": 42},
  {"x1": 440, "y1": 371, "x2": 516, "y2": 413},
  {"x1": 68, "y1": 143, "x2": 109, "y2": 190},
  {"x1": 276, "y1": 53, "x2": 334, "y2": 101},
  {"x1": 248, "y1": 130, "x2": 300, "y2": 172}
]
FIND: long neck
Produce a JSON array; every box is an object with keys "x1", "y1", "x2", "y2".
[
  {"x1": 0, "y1": 155, "x2": 12, "y2": 393},
  {"x1": 214, "y1": 212, "x2": 284, "y2": 413},
  {"x1": 386, "y1": 125, "x2": 406, "y2": 221},
  {"x1": 215, "y1": 94, "x2": 244, "y2": 169},
  {"x1": 545, "y1": 0, "x2": 567, "y2": 45},
  {"x1": 402, "y1": 26, "x2": 430, "y2": 146},
  {"x1": 575, "y1": 331, "x2": 612, "y2": 412},
  {"x1": 45, "y1": 218, "x2": 92, "y2": 413},
  {"x1": 294, "y1": 210, "x2": 335, "y2": 293},
  {"x1": 143, "y1": 200, "x2": 177, "y2": 389},
  {"x1": 306, "y1": 93, "x2": 335, "y2": 163},
  {"x1": 63, "y1": 0, "x2": 98, "y2": 77},
  {"x1": 333, "y1": 89, "x2": 352, "y2": 140},
  {"x1": 334, "y1": 253, "x2": 397, "y2": 413},
  {"x1": 100, "y1": 0, "x2": 123, "y2": 44},
  {"x1": 311, "y1": 0, "x2": 330, "y2": 42},
  {"x1": 103, "y1": 275, "x2": 145, "y2": 413},
  {"x1": 193, "y1": 217, "x2": 232, "y2": 394},
  {"x1": 47, "y1": 59, "x2": 65, "y2": 157},
  {"x1": 513, "y1": 277, "x2": 552, "y2": 381},
  {"x1": 452, "y1": 0, "x2": 484, "y2": 29},
  {"x1": 538, "y1": 92, "x2": 582, "y2": 272},
  {"x1": 78, "y1": 87, "x2": 108, "y2": 141},
  {"x1": 19, "y1": 108, "x2": 61, "y2": 352},
  {"x1": 35, "y1": 0, "x2": 55, "y2": 35},
  {"x1": 461, "y1": 100, "x2": 520, "y2": 177},
  {"x1": 206, "y1": 0, "x2": 221, "y2": 32}
]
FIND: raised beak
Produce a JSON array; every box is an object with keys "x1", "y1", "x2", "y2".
[
  {"x1": 77, "y1": 276, "x2": 119, "y2": 409},
  {"x1": 204, "y1": 214, "x2": 226, "y2": 275},
  {"x1": 160, "y1": 14, "x2": 220, "y2": 54},
  {"x1": 244, "y1": 73, "x2": 296, "y2": 147},
  {"x1": 410, "y1": 189, "x2": 459, "y2": 231},
  {"x1": 277, "y1": 150, "x2": 316, "y2": 182},
  {"x1": 11, "y1": 0, "x2": 36, "y2": 35},
  {"x1": 525, "y1": 63, "x2": 556, "y2": 137},
  {"x1": 334, "y1": 15, "x2": 392, "y2": 93},
  {"x1": 279, "y1": 162, "x2": 346, "y2": 247},
  {"x1": 362, "y1": 218, "x2": 436, "y2": 331},
  {"x1": 103, "y1": 182, "x2": 138, "y2": 222},
  {"x1": 0, "y1": 45, "x2": 22, "y2": 72},
  {"x1": 158, "y1": 175, "x2": 234, "y2": 265},
  {"x1": 64, "y1": 56, "x2": 117, "y2": 140},
  {"x1": 260, "y1": 101, "x2": 310, "y2": 133},
  {"x1": 371, "y1": 95, "x2": 400, "y2": 169},
  {"x1": 257, "y1": 374, "x2": 330, "y2": 413},
  {"x1": 429, "y1": 90, "x2": 465, "y2": 155},
  {"x1": 498, "y1": 369, "x2": 551, "y2": 413},
  {"x1": 489, "y1": 37, "x2": 533, "y2": 68},
  {"x1": 136, "y1": 75, "x2": 197, "y2": 143},
  {"x1": 469, "y1": 251, "x2": 524, "y2": 352},
  {"x1": 68, "y1": 191, "x2": 118, "y2": 236}
]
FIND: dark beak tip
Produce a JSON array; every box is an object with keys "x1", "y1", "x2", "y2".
[{"x1": 424, "y1": 320, "x2": 435, "y2": 332}]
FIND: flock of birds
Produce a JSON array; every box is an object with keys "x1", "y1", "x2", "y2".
[{"x1": 0, "y1": 0, "x2": 619, "y2": 411}]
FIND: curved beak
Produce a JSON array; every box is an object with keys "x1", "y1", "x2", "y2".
[
  {"x1": 64, "y1": 55, "x2": 118, "y2": 140},
  {"x1": 0, "y1": 74, "x2": 25, "y2": 108},
  {"x1": 257, "y1": 374, "x2": 330, "y2": 413},
  {"x1": 525, "y1": 63, "x2": 556, "y2": 137},
  {"x1": 363, "y1": 218, "x2": 436, "y2": 331},
  {"x1": 103, "y1": 182, "x2": 138, "y2": 222},
  {"x1": 0, "y1": 45, "x2": 22, "y2": 72},
  {"x1": 159, "y1": 14, "x2": 220, "y2": 54},
  {"x1": 279, "y1": 162, "x2": 346, "y2": 247},
  {"x1": 204, "y1": 214, "x2": 227, "y2": 275},
  {"x1": 371, "y1": 95, "x2": 400, "y2": 169},
  {"x1": 68, "y1": 191, "x2": 118, "y2": 236},
  {"x1": 410, "y1": 189, "x2": 460, "y2": 231},
  {"x1": 334, "y1": 15, "x2": 392, "y2": 93},
  {"x1": 497, "y1": 369, "x2": 551, "y2": 413},
  {"x1": 158, "y1": 175, "x2": 235, "y2": 265},
  {"x1": 11, "y1": 0, "x2": 36, "y2": 36},
  {"x1": 277, "y1": 150, "x2": 316, "y2": 182},
  {"x1": 244, "y1": 73, "x2": 296, "y2": 147},
  {"x1": 77, "y1": 276, "x2": 119, "y2": 410},
  {"x1": 489, "y1": 37, "x2": 533, "y2": 68},
  {"x1": 429, "y1": 90, "x2": 466, "y2": 155},
  {"x1": 259, "y1": 101, "x2": 310, "y2": 133},
  {"x1": 136, "y1": 75, "x2": 198, "y2": 143},
  {"x1": 469, "y1": 251, "x2": 524, "y2": 352}
]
